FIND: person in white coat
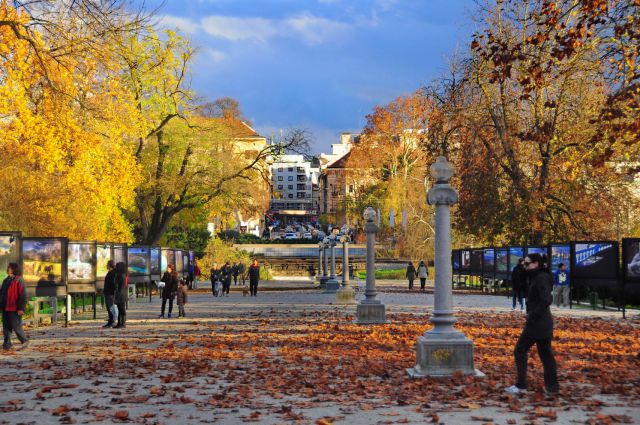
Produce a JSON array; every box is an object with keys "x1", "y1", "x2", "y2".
[{"x1": 417, "y1": 261, "x2": 429, "y2": 291}]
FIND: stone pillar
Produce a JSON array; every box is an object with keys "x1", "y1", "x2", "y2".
[
  {"x1": 320, "y1": 243, "x2": 329, "y2": 287},
  {"x1": 355, "y1": 207, "x2": 387, "y2": 324},
  {"x1": 407, "y1": 156, "x2": 483, "y2": 377},
  {"x1": 325, "y1": 237, "x2": 340, "y2": 293},
  {"x1": 336, "y1": 236, "x2": 355, "y2": 304},
  {"x1": 317, "y1": 246, "x2": 323, "y2": 283}
]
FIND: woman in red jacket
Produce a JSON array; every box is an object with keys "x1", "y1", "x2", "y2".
[{"x1": 0, "y1": 262, "x2": 29, "y2": 350}]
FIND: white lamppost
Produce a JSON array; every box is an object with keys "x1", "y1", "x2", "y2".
[
  {"x1": 336, "y1": 223, "x2": 355, "y2": 304},
  {"x1": 407, "y1": 156, "x2": 482, "y2": 377},
  {"x1": 355, "y1": 207, "x2": 387, "y2": 324},
  {"x1": 325, "y1": 229, "x2": 340, "y2": 293}
]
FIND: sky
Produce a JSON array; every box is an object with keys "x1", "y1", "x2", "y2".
[{"x1": 145, "y1": 0, "x2": 478, "y2": 154}]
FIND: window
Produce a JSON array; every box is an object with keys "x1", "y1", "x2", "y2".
[
  {"x1": 297, "y1": 192, "x2": 306, "y2": 198},
  {"x1": 297, "y1": 167, "x2": 305, "y2": 172},
  {"x1": 278, "y1": 167, "x2": 283, "y2": 172},
  {"x1": 288, "y1": 194, "x2": 293, "y2": 199},
  {"x1": 349, "y1": 185, "x2": 354, "y2": 193},
  {"x1": 278, "y1": 176, "x2": 283, "y2": 181},
  {"x1": 288, "y1": 167, "x2": 293, "y2": 172},
  {"x1": 288, "y1": 176, "x2": 293, "y2": 181},
  {"x1": 288, "y1": 185, "x2": 293, "y2": 189},
  {"x1": 297, "y1": 176, "x2": 306, "y2": 182},
  {"x1": 277, "y1": 185, "x2": 283, "y2": 190},
  {"x1": 297, "y1": 184, "x2": 305, "y2": 190}
]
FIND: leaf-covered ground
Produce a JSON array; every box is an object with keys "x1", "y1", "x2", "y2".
[{"x1": 0, "y1": 289, "x2": 638, "y2": 424}]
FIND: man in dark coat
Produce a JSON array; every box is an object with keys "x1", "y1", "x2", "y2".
[
  {"x1": 511, "y1": 259, "x2": 526, "y2": 310},
  {"x1": 248, "y1": 259, "x2": 260, "y2": 296},
  {"x1": 221, "y1": 262, "x2": 232, "y2": 296},
  {"x1": 103, "y1": 260, "x2": 117, "y2": 327},
  {"x1": 113, "y1": 262, "x2": 128, "y2": 329},
  {"x1": 238, "y1": 262, "x2": 247, "y2": 286},
  {"x1": 506, "y1": 253, "x2": 559, "y2": 395},
  {"x1": 232, "y1": 262, "x2": 240, "y2": 286},
  {"x1": 0, "y1": 263, "x2": 29, "y2": 350}
]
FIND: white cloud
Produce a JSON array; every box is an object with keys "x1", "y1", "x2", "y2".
[
  {"x1": 285, "y1": 13, "x2": 350, "y2": 45},
  {"x1": 157, "y1": 15, "x2": 200, "y2": 34},
  {"x1": 201, "y1": 16, "x2": 279, "y2": 43},
  {"x1": 206, "y1": 49, "x2": 227, "y2": 63}
]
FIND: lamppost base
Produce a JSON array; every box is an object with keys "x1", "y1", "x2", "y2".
[
  {"x1": 324, "y1": 278, "x2": 340, "y2": 293},
  {"x1": 335, "y1": 285, "x2": 356, "y2": 304},
  {"x1": 319, "y1": 276, "x2": 329, "y2": 288},
  {"x1": 354, "y1": 301, "x2": 388, "y2": 324},
  {"x1": 406, "y1": 331, "x2": 484, "y2": 377}
]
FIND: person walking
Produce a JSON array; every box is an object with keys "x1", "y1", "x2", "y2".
[
  {"x1": 232, "y1": 262, "x2": 239, "y2": 286},
  {"x1": 506, "y1": 253, "x2": 559, "y2": 396},
  {"x1": 405, "y1": 262, "x2": 416, "y2": 290},
  {"x1": 102, "y1": 260, "x2": 117, "y2": 328},
  {"x1": 194, "y1": 261, "x2": 201, "y2": 289},
  {"x1": 553, "y1": 263, "x2": 570, "y2": 308},
  {"x1": 417, "y1": 261, "x2": 429, "y2": 291},
  {"x1": 187, "y1": 262, "x2": 195, "y2": 290},
  {"x1": 210, "y1": 263, "x2": 220, "y2": 297},
  {"x1": 221, "y1": 262, "x2": 232, "y2": 296},
  {"x1": 0, "y1": 263, "x2": 29, "y2": 350},
  {"x1": 159, "y1": 264, "x2": 178, "y2": 318},
  {"x1": 113, "y1": 262, "x2": 128, "y2": 329},
  {"x1": 177, "y1": 280, "x2": 188, "y2": 318},
  {"x1": 238, "y1": 261, "x2": 247, "y2": 286},
  {"x1": 248, "y1": 259, "x2": 260, "y2": 296},
  {"x1": 511, "y1": 258, "x2": 526, "y2": 310}
]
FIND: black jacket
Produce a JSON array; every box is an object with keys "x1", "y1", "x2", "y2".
[
  {"x1": 161, "y1": 271, "x2": 178, "y2": 299},
  {"x1": 248, "y1": 265, "x2": 260, "y2": 283},
  {"x1": 210, "y1": 268, "x2": 220, "y2": 282},
  {"x1": 523, "y1": 268, "x2": 554, "y2": 339},
  {"x1": 103, "y1": 269, "x2": 116, "y2": 295},
  {"x1": 511, "y1": 265, "x2": 526, "y2": 292},
  {"x1": 114, "y1": 262, "x2": 128, "y2": 304}
]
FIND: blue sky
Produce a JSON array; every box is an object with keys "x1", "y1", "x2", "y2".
[{"x1": 147, "y1": 0, "x2": 477, "y2": 154}]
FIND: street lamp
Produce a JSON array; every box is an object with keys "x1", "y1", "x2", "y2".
[
  {"x1": 325, "y1": 232, "x2": 340, "y2": 293},
  {"x1": 336, "y1": 223, "x2": 355, "y2": 304},
  {"x1": 355, "y1": 207, "x2": 387, "y2": 324}
]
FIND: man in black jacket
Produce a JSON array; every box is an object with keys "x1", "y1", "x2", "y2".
[
  {"x1": 103, "y1": 261, "x2": 117, "y2": 328},
  {"x1": 511, "y1": 259, "x2": 526, "y2": 310},
  {"x1": 506, "y1": 253, "x2": 559, "y2": 395}
]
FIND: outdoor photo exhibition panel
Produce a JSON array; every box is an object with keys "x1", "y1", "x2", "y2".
[
  {"x1": 127, "y1": 246, "x2": 151, "y2": 283},
  {"x1": 495, "y1": 248, "x2": 509, "y2": 280},
  {"x1": 150, "y1": 247, "x2": 161, "y2": 281},
  {"x1": 470, "y1": 249, "x2": 483, "y2": 277},
  {"x1": 67, "y1": 241, "x2": 97, "y2": 293},
  {"x1": 622, "y1": 238, "x2": 640, "y2": 283},
  {"x1": 95, "y1": 243, "x2": 112, "y2": 292},
  {"x1": 22, "y1": 237, "x2": 68, "y2": 297},
  {"x1": 113, "y1": 244, "x2": 127, "y2": 268},
  {"x1": 550, "y1": 244, "x2": 571, "y2": 275},
  {"x1": 508, "y1": 247, "x2": 524, "y2": 273},
  {"x1": 571, "y1": 241, "x2": 620, "y2": 308},
  {"x1": 460, "y1": 249, "x2": 471, "y2": 275},
  {"x1": 161, "y1": 248, "x2": 175, "y2": 274},
  {"x1": 0, "y1": 231, "x2": 22, "y2": 283},
  {"x1": 482, "y1": 248, "x2": 495, "y2": 279},
  {"x1": 175, "y1": 249, "x2": 184, "y2": 275},
  {"x1": 183, "y1": 252, "x2": 189, "y2": 279},
  {"x1": 526, "y1": 246, "x2": 550, "y2": 259}
]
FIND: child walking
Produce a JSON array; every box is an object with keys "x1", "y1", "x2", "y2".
[{"x1": 177, "y1": 280, "x2": 188, "y2": 318}]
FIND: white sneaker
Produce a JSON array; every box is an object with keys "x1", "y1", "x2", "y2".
[{"x1": 505, "y1": 385, "x2": 526, "y2": 394}]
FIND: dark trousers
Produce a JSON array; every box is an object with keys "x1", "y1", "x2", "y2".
[
  {"x1": 178, "y1": 304, "x2": 185, "y2": 317},
  {"x1": 233, "y1": 275, "x2": 238, "y2": 285},
  {"x1": 250, "y1": 280, "x2": 258, "y2": 296},
  {"x1": 514, "y1": 333, "x2": 559, "y2": 392},
  {"x1": 240, "y1": 274, "x2": 246, "y2": 286},
  {"x1": 105, "y1": 294, "x2": 115, "y2": 324},
  {"x1": 408, "y1": 279, "x2": 414, "y2": 289},
  {"x1": 2, "y1": 311, "x2": 28, "y2": 349},
  {"x1": 223, "y1": 280, "x2": 231, "y2": 295},
  {"x1": 512, "y1": 289, "x2": 525, "y2": 309},
  {"x1": 420, "y1": 278, "x2": 426, "y2": 290},
  {"x1": 161, "y1": 297, "x2": 174, "y2": 315},
  {"x1": 116, "y1": 302, "x2": 126, "y2": 326}
]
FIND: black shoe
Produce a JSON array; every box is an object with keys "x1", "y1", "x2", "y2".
[
  {"x1": 20, "y1": 341, "x2": 30, "y2": 350},
  {"x1": 158, "y1": 314, "x2": 164, "y2": 318},
  {"x1": 103, "y1": 323, "x2": 113, "y2": 328},
  {"x1": 167, "y1": 314, "x2": 172, "y2": 318},
  {"x1": 112, "y1": 324, "x2": 123, "y2": 329},
  {"x1": 3, "y1": 345, "x2": 11, "y2": 351}
]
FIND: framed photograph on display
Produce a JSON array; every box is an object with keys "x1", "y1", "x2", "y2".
[
  {"x1": 22, "y1": 238, "x2": 68, "y2": 296},
  {"x1": 127, "y1": 246, "x2": 151, "y2": 276},
  {"x1": 67, "y1": 242, "x2": 96, "y2": 283},
  {"x1": 161, "y1": 248, "x2": 175, "y2": 273},
  {"x1": 622, "y1": 239, "x2": 640, "y2": 283},
  {"x1": 0, "y1": 231, "x2": 21, "y2": 283},
  {"x1": 113, "y1": 244, "x2": 127, "y2": 268},
  {"x1": 150, "y1": 247, "x2": 161, "y2": 278},
  {"x1": 483, "y1": 248, "x2": 495, "y2": 277},
  {"x1": 550, "y1": 244, "x2": 571, "y2": 275},
  {"x1": 571, "y1": 241, "x2": 618, "y2": 280},
  {"x1": 508, "y1": 247, "x2": 524, "y2": 271},
  {"x1": 526, "y1": 246, "x2": 549, "y2": 259},
  {"x1": 470, "y1": 249, "x2": 483, "y2": 274},
  {"x1": 452, "y1": 250, "x2": 461, "y2": 271},
  {"x1": 96, "y1": 244, "x2": 112, "y2": 280},
  {"x1": 495, "y1": 248, "x2": 509, "y2": 278},
  {"x1": 175, "y1": 250, "x2": 184, "y2": 274},
  {"x1": 461, "y1": 250, "x2": 471, "y2": 272}
]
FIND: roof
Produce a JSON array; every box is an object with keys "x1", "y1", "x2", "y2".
[
  {"x1": 210, "y1": 117, "x2": 262, "y2": 138},
  {"x1": 326, "y1": 150, "x2": 352, "y2": 169}
]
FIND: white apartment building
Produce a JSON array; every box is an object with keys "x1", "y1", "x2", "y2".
[{"x1": 269, "y1": 155, "x2": 320, "y2": 224}]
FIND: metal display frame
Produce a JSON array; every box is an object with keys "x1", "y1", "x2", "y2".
[
  {"x1": 570, "y1": 240, "x2": 620, "y2": 312},
  {"x1": 0, "y1": 231, "x2": 22, "y2": 284},
  {"x1": 21, "y1": 237, "x2": 69, "y2": 297},
  {"x1": 67, "y1": 241, "x2": 97, "y2": 293},
  {"x1": 127, "y1": 245, "x2": 152, "y2": 284}
]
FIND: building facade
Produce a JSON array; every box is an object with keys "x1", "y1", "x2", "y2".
[{"x1": 269, "y1": 155, "x2": 320, "y2": 225}]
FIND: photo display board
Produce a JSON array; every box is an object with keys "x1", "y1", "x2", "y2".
[
  {"x1": 113, "y1": 244, "x2": 127, "y2": 267},
  {"x1": 0, "y1": 232, "x2": 21, "y2": 283},
  {"x1": 150, "y1": 247, "x2": 161, "y2": 278},
  {"x1": 67, "y1": 242, "x2": 96, "y2": 283},
  {"x1": 509, "y1": 247, "x2": 524, "y2": 271},
  {"x1": 622, "y1": 238, "x2": 640, "y2": 283},
  {"x1": 161, "y1": 248, "x2": 175, "y2": 273},
  {"x1": 495, "y1": 248, "x2": 509, "y2": 277},
  {"x1": 550, "y1": 244, "x2": 571, "y2": 275},
  {"x1": 96, "y1": 244, "x2": 112, "y2": 280},
  {"x1": 470, "y1": 249, "x2": 483, "y2": 274},
  {"x1": 127, "y1": 246, "x2": 151, "y2": 276},
  {"x1": 22, "y1": 238, "x2": 68, "y2": 295},
  {"x1": 175, "y1": 250, "x2": 184, "y2": 274},
  {"x1": 571, "y1": 241, "x2": 618, "y2": 280},
  {"x1": 483, "y1": 248, "x2": 495, "y2": 277},
  {"x1": 526, "y1": 246, "x2": 549, "y2": 259},
  {"x1": 452, "y1": 250, "x2": 461, "y2": 271},
  {"x1": 461, "y1": 250, "x2": 471, "y2": 272}
]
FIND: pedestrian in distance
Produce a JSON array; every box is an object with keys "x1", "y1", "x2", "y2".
[
  {"x1": 506, "y1": 253, "x2": 559, "y2": 396},
  {"x1": 248, "y1": 259, "x2": 260, "y2": 296},
  {"x1": 238, "y1": 261, "x2": 246, "y2": 286},
  {"x1": 113, "y1": 262, "x2": 128, "y2": 329},
  {"x1": 177, "y1": 280, "x2": 188, "y2": 318},
  {"x1": 194, "y1": 261, "x2": 201, "y2": 289},
  {"x1": 102, "y1": 260, "x2": 117, "y2": 328},
  {"x1": 159, "y1": 264, "x2": 178, "y2": 318},
  {"x1": 417, "y1": 261, "x2": 429, "y2": 291},
  {"x1": 553, "y1": 263, "x2": 570, "y2": 308},
  {"x1": 187, "y1": 262, "x2": 195, "y2": 290},
  {"x1": 221, "y1": 262, "x2": 232, "y2": 296},
  {"x1": 210, "y1": 263, "x2": 220, "y2": 297},
  {"x1": 511, "y1": 258, "x2": 526, "y2": 310},
  {"x1": 232, "y1": 262, "x2": 239, "y2": 286},
  {"x1": 0, "y1": 262, "x2": 29, "y2": 350},
  {"x1": 406, "y1": 262, "x2": 416, "y2": 290}
]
